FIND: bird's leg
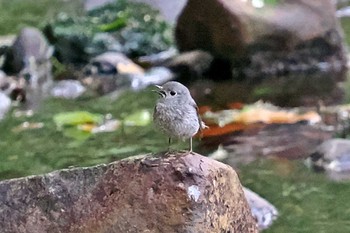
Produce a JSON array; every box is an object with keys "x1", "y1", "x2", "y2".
[
  {"x1": 189, "y1": 137, "x2": 193, "y2": 153},
  {"x1": 168, "y1": 137, "x2": 171, "y2": 152}
]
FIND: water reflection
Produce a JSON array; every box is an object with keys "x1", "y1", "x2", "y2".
[{"x1": 192, "y1": 70, "x2": 347, "y2": 108}]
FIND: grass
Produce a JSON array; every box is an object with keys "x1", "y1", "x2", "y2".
[
  {"x1": 0, "y1": 0, "x2": 82, "y2": 35},
  {"x1": 0, "y1": 89, "x2": 155, "y2": 179},
  {"x1": 239, "y1": 159, "x2": 350, "y2": 233},
  {"x1": 0, "y1": 89, "x2": 195, "y2": 180},
  {"x1": 341, "y1": 18, "x2": 350, "y2": 46},
  {"x1": 1, "y1": 91, "x2": 350, "y2": 233}
]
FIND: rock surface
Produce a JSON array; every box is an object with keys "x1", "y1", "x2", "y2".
[
  {"x1": 176, "y1": 0, "x2": 347, "y2": 79},
  {"x1": 84, "y1": 0, "x2": 186, "y2": 23},
  {"x1": 86, "y1": 52, "x2": 144, "y2": 75},
  {"x1": 0, "y1": 91, "x2": 11, "y2": 120},
  {"x1": 310, "y1": 138, "x2": 350, "y2": 180},
  {"x1": 243, "y1": 187, "x2": 278, "y2": 230},
  {"x1": 2, "y1": 27, "x2": 53, "y2": 76},
  {"x1": 0, "y1": 152, "x2": 258, "y2": 233},
  {"x1": 131, "y1": 0, "x2": 187, "y2": 22},
  {"x1": 50, "y1": 80, "x2": 86, "y2": 99},
  {"x1": 163, "y1": 50, "x2": 215, "y2": 83},
  {"x1": 84, "y1": 0, "x2": 114, "y2": 11},
  {"x1": 1, "y1": 27, "x2": 53, "y2": 106},
  {"x1": 0, "y1": 27, "x2": 54, "y2": 110},
  {"x1": 202, "y1": 122, "x2": 333, "y2": 166},
  {"x1": 44, "y1": 1, "x2": 173, "y2": 64}
]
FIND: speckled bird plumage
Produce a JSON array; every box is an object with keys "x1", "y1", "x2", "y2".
[{"x1": 153, "y1": 81, "x2": 205, "y2": 151}]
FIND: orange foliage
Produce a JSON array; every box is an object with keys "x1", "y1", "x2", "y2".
[
  {"x1": 234, "y1": 109, "x2": 320, "y2": 124},
  {"x1": 199, "y1": 123, "x2": 246, "y2": 137},
  {"x1": 198, "y1": 102, "x2": 321, "y2": 138}
]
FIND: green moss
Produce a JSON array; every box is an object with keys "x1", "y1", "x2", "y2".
[
  {"x1": 46, "y1": 0, "x2": 174, "y2": 59},
  {"x1": 252, "y1": 86, "x2": 275, "y2": 98},
  {"x1": 240, "y1": 159, "x2": 350, "y2": 233},
  {"x1": 0, "y1": 89, "x2": 188, "y2": 180},
  {"x1": 341, "y1": 18, "x2": 350, "y2": 46},
  {"x1": 1, "y1": 89, "x2": 350, "y2": 233},
  {"x1": 0, "y1": 86, "x2": 350, "y2": 233},
  {"x1": 0, "y1": 0, "x2": 82, "y2": 35},
  {"x1": 264, "y1": 0, "x2": 280, "y2": 6}
]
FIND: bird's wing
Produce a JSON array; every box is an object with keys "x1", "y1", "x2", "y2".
[{"x1": 192, "y1": 102, "x2": 208, "y2": 133}]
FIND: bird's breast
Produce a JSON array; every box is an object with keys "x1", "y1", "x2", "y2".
[{"x1": 154, "y1": 102, "x2": 200, "y2": 139}]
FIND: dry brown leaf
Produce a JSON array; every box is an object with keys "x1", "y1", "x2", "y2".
[
  {"x1": 199, "y1": 101, "x2": 321, "y2": 137},
  {"x1": 234, "y1": 109, "x2": 321, "y2": 124},
  {"x1": 200, "y1": 123, "x2": 246, "y2": 137}
]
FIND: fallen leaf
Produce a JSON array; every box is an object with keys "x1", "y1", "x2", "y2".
[
  {"x1": 62, "y1": 127, "x2": 92, "y2": 141},
  {"x1": 198, "y1": 105, "x2": 212, "y2": 115},
  {"x1": 202, "y1": 109, "x2": 239, "y2": 127},
  {"x1": 208, "y1": 145, "x2": 229, "y2": 160},
  {"x1": 53, "y1": 111, "x2": 103, "y2": 127},
  {"x1": 116, "y1": 62, "x2": 144, "y2": 75},
  {"x1": 12, "y1": 122, "x2": 44, "y2": 133},
  {"x1": 200, "y1": 123, "x2": 246, "y2": 137},
  {"x1": 123, "y1": 110, "x2": 151, "y2": 126},
  {"x1": 227, "y1": 102, "x2": 244, "y2": 110},
  {"x1": 92, "y1": 119, "x2": 120, "y2": 133},
  {"x1": 200, "y1": 101, "x2": 321, "y2": 137},
  {"x1": 234, "y1": 109, "x2": 321, "y2": 124},
  {"x1": 78, "y1": 123, "x2": 96, "y2": 132}
]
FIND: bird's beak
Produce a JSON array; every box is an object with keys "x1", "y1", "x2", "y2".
[{"x1": 153, "y1": 85, "x2": 166, "y2": 97}]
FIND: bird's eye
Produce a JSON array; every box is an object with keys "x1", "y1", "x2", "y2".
[{"x1": 170, "y1": 91, "x2": 176, "y2": 96}]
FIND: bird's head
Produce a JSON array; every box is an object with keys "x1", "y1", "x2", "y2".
[{"x1": 154, "y1": 81, "x2": 191, "y2": 100}]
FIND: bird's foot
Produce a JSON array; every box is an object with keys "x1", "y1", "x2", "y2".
[{"x1": 178, "y1": 149, "x2": 194, "y2": 155}]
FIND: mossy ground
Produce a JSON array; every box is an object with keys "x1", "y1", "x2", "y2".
[
  {"x1": 1, "y1": 90, "x2": 350, "y2": 233},
  {"x1": 0, "y1": 89, "x2": 170, "y2": 179},
  {"x1": 0, "y1": 1, "x2": 350, "y2": 233},
  {"x1": 0, "y1": 0, "x2": 82, "y2": 35},
  {"x1": 241, "y1": 160, "x2": 350, "y2": 233}
]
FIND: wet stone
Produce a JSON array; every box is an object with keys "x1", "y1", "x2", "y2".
[
  {"x1": 0, "y1": 152, "x2": 258, "y2": 233},
  {"x1": 310, "y1": 138, "x2": 350, "y2": 181},
  {"x1": 50, "y1": 80, "x2": 86, "y2": 99},
  {"x1": 0, "y1": 91, "x2": 11, "y2": 120},
  {"x1": 243, "y1": 187, "x2": 279, "y2": 230}
]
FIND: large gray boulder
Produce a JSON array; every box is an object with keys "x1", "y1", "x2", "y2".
[
  {"x1": 131, "y1": 0, "x2": 187, "y2": 22},
  {"x1": 0, "y1": 152, "x2": 258, "y2": 233},
  {"x1": 2, "y1": 27, "x2": 53, "y2": 93},
  {"x1": 84, "y1": 0, "x2": 187, "y2": 23},
  {"x1": 176, "y1": 0, "x2": 347, "y2": 78},
  {"x1": 0, "y1": 91, "x2": 11, "y2": 120},
  {"x1": 311, "y1": 138, "x2": 350, "y2": 181},
  {"x1": 2, "y1": 27, "x2": 53, "y2": 75}
]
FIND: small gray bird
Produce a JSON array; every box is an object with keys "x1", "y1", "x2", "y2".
[{"x1": 153, "y1": 81, "x2": 206, "y2": 152}]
